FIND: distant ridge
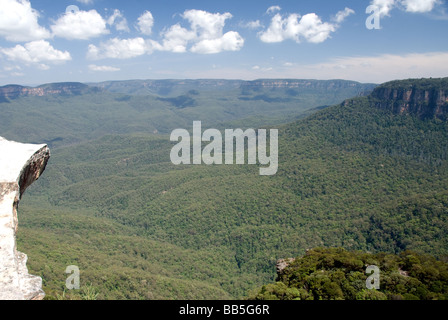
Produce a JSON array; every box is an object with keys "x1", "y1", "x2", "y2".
[
  {"x1": 0, "y1": 79, "x2": 377, "y2": 100},
  {"x1": 89, "y1": 79, "x2": 377, "y2": 97},
  {"x1": 0, "y1": 82, "x2": 100, "y2": 101}
]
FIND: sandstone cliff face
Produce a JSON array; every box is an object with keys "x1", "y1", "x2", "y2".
[
  {"x1": 368, "y1": 78, "x2": 448, "y2": 120},
  {"x1": 0, "y1": 82, "x2": 95, "y2": 101},
  {"x1": 0, "y1": 137, "x2": 50, "y2": 300}
]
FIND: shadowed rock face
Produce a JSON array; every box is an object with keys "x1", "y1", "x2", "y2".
[
  {"x1": 369, "y1": 78, "x2": 448, "y2": 121},
  {"x1": 0, "y1": 137, "x2": 50, "y2": 300}
]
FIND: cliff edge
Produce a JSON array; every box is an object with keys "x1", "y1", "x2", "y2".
[
  {"x1": 370, "y1": 78, "x2": 448, "y2": 120},
  {"x1": 0, "y1": 137, "x2": 50, "y2": 300}
]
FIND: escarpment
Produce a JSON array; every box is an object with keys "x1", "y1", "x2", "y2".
[
  {"x1": 0, "y1": 137, "x2": 50, "y2": 300},
  {"x1": 0, "y1": 82, "x2": 97, "y2": 101},
  {"x1": 369, "y1": 78, "x2": 448, "y2": 120}
]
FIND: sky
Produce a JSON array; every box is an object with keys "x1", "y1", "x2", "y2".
[{"x1": 0, "y1": 0, "x2": 447, "y2": 85}]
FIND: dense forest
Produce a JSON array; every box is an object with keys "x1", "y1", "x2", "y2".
[
  {"x1": 249, "y1": 247, "x2": 448, "y2": 300},
  {"x1": 5, "y1": 77, "x2": 447, "y2": 299}
]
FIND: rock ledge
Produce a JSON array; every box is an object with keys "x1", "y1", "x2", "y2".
[{"x1": 0, "y1": 137, "x2": 50, "y2": 300}]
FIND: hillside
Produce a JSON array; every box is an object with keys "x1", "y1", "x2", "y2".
[
  {"x1": 10, "y1": 77, "x2": 447, "y2": 300},
  {"x1": 0, "y1": 79, "x2": 375, "y2": 148}
]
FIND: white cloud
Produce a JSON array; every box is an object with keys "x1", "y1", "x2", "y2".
[
  {"x1": 156, "y1": 9, "x2": 244, "y2": 54},
  {"x1": 259, "y1": 7, "x2": 354, "y2": 44},
  {"x1": 91, "y1": 9, "x2": 244, "y2": 57},
  {"x1": 370, "y1": 0, "x2": 440, "y2": 17},
  {"x1": 107, "y1": 9, "x2": 130, "y2": 32},
  {"x1": 333, "y1": 7, "x2": 355, "y2": 23},
  {"x1": 87, "y1": 37, "x2": 150, "y2": 59},
  {"x1": 137, "y1": 11, "x2": 154, "y2": 35},
  {"x1": 259, "y1": 12, "x2": 337, "y2": 44},
  {"x1": 400, "y1": 0, "x2": 440, "y2": 12},
  {"x1": 244, "y1": 20, "x2": 263, "y2": 29},
  {"x1": 88, "y1": 64, "x2": 120, "y2": 72},
  {"x1": 51, "y1": 9, "x2": 109, "y2": 40},
  {"x1": 258, "y1": 13, "x2": 286, "y2": 43},
  {"x1": 371, "y1": 0, "x2": 396, "y2": 17},
  {"x1": 183, "y1": 10, "x2": 232, "y2": 40},
  {"x1": 156, "y1": 24, "x2": 196, "y2": 53},
  {"x1": 191, "y1": 31, "x2": 244, "y2": 54},
  {"x1": 77, "y1": 0, "x2": 93, "y2": 4},
  {"x1": 266, "y1": 6, "x2": 282, "y2": 14},
  {"x1": 1, "y1": 40, "x2": 71, "y2": 67},
  {"x1": 0, "y1": 0, "x2": 50, "y2": 42}
]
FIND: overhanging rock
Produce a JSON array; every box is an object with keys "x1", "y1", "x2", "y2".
[{"x1": 0, "y1": 137, "x2": 50, "y2": 300}]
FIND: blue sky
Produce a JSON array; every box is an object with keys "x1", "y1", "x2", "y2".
[{"x1": 0, "y1": 0, "x2": 447, "y2": 85}]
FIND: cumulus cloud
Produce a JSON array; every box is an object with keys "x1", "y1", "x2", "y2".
[
  {"x1": 266, "y1": 6, "x2": 282, "y2": 14},
  {"x1": 51, "y1": 9, "x2": 109, "y2": 40},
  {"x1": 400, "y1": 0, "x2": 440, "y2": 12},
  {"x1": 0, "y1": 0, "x2": 50, "y2": 42},
  {"x1": 137, "y1": 11, "x2": 154, "y2": 35},
  {"x1": 107, "y1": 9, "x2": 130, "y2": 32},
  {"x1": 370, "y1": 0, "x2": 440, "y2": 17},
  {"x1": 88, "y1": 64, "x2": 120, "y2": 72},
  {"x1": 191, "y1": 31, "x2": 244, "y2": 54},
  {"x1": 155, "y1": 24, "x2": 196, "y2": 53},
  {"x1": 91, "y1": 9, "x2": 245, "y2": 58},
  {"x1": 259, "y1": 12, "x2": 336, "y2": 44},
  {"x1": 259, "y1": 7, "x2": 354, "y2": 44},
  {"x1": 333, "y1": 7, "x2": 356, "y2": 23},
  {"x1": 1, "y1": 40, "x2": 71, "y2": 68},
  {"x1": 87, "y1": 37, "x2": 150, "y2": 59},
  {"x1": 183, "y1": 10, "x2": 232, "y2": 40},
  {"x1": 156, "y1": 9, "x2": 244, "y2": 54},
  {"x1": 243, "y1": 20, "x2": 263, "y2": 29},
  {"x1": 370, "y1": 0, "x2": 396, "y2": 17}
]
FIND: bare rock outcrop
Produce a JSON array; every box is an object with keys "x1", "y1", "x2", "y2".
[
  {"x1": 0, "y1": 137, "x2": 50, "y2": 300},
  {"x1": 276, "y1": 258, "x2": 295, "y2": 281},
  {"x1": 369, "y1": 78, "x2": 448, "y2": 120}
]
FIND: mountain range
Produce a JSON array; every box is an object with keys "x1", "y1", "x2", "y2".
[{"x1": 0, "y1": 77, "x2": 446, "y2": 300}]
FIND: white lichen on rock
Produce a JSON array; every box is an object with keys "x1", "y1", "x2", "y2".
[{"x1": 0, "y1": 137, "x2": 50, "y2": 300}]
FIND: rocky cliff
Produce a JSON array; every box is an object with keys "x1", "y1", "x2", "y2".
[
  {"x1": 0, "y1": 82, "x2": 98, "y2": 101},
  {"x1": 0, "y1": 137, "x2": 50, "y2": 300},
  {"x1": 368, "y1": 78, "x2": 448, "y2": 120}
]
